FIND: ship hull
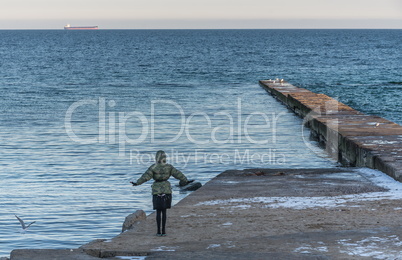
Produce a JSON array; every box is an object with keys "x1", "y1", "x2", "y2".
[{"x1": 64, "y1": 26, "x2": 98, "y2": 30}]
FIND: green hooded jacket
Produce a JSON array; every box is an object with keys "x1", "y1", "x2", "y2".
[{"x1": 135, "y1": 151, "x2": 188, "y2": 195}]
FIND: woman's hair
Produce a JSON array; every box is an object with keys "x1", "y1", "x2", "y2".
[{"x1": 155, "y1": 150, "x2": 167, "y2": 163}]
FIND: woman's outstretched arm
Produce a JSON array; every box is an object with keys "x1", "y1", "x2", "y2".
[
  {"x1": 132, "y1": 165, "x2": 154, "y2": 185},
  {"x1": 171, "y1": 166, "x2": 192, "y2": 186}
]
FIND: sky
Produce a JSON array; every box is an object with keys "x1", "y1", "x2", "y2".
[{"x1": 0, "y1": 0, "x2": 401, "y2": 29}]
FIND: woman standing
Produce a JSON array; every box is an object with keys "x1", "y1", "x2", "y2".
[{"x1": 131, "y1": 150, "x2": 192, "y2": 236}]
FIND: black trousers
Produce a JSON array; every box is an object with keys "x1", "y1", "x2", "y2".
[
  {"x1": 153, "y1": 194, "x2": 172, "y2": 234},
  {"x1": 156, "y1": 208, "x2": 166, "y2": 234}
]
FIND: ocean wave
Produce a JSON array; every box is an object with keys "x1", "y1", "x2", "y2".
[{"x1": 388, "y1": 81, "x2": 402, "y2": 85}]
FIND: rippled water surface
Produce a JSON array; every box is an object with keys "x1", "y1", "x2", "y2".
[{"x1": 0, "y1": 29, "x2": 401, "y2": 256}]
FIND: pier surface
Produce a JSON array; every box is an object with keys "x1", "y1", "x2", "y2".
[
  {"x1": 11, "y1": 168, "x2": 402, "y2": 259},
  {"x1": 259, "y1": 80, "x2": 402, "y2": 182},
  {"x1": 9, "y1": 81, "x2": 402, "y2": 259}
]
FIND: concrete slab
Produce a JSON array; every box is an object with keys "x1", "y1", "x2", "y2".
[
  {"x1": 10, "y1": 249, "x2": 100, "y2": 260},
  {"x1": 259, "y1": 80, "x2": 402, "y2": 181},
  {"x1": 75, "y1": 168, "x2": 402, "y2": 259},
  {"x1": 9, "y1": 167, "x2": 402, "y2": 259}
]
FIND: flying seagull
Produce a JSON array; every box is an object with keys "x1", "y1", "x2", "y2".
[{"x1": 15, "y1": 215, "x2": 35, "y2": 231}]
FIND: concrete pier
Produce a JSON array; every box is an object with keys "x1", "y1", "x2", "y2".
[
  {"x1": 9, "y1": 80, "x2": 402, "y2": 259},
  {"x1": 10, "y1": 168, "x2": 402, "y2": 259},
  {"x1": 259, "y1": 79, "x2": 402, "y2": 181}
]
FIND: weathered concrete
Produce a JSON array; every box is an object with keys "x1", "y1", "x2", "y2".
[
  {"x1": 79, "y1": 168, "x2": 402, "y2": 259},
  {"x1": 10, "y1": 168, "x2": 402, "y2": 259},
  {"x1": 10, "y1": 249, "x2": 100, "y2": 260},
  {"x1": 121, "y1": 210, "x2": 146, "y2": 233},
  {"x1": 259, "y1": 79, "x2": 402, "y2": 181}
]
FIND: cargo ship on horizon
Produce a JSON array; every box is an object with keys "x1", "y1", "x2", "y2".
[{"x1": 64, "y1": 24, "x2": 98, "y2": 30}]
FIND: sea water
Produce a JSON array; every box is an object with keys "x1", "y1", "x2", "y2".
[{"x1": 0, "y1": 29, "x2": 401, "y2": 256}]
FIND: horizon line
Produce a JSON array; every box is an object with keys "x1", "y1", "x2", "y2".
[
  {"x1": 1, "y1": 18, "x2": 401, "y2": 30},
  {"x1": 1, "y1": 28, "x2": 402, "y2": 30}
]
